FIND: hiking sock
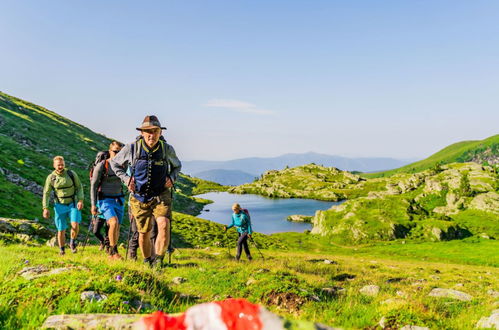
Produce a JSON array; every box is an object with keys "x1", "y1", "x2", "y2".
[
  {"x1": 109, "y1": 245, "x2": 116, "y2": 256},
  {"x1": 60, "y1": 247, "x2": 65, "y2": 253},
  {"x1": 70, "y1": 238, "x2": 75, "y2": 248}
]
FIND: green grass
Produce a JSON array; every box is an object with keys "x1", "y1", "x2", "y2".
[
  {"x1": 0, "y1": 239, "x2": 497, "y2": 329},
  {"x1": 364, "y1": 134, "x2": 499, "y2": 178}
]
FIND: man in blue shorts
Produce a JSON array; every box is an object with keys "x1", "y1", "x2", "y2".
[
  {"x1": 91, "y1": 141, "x2": 125, "y2": 259},
  {"x1": 43, "y1": 156, "x2": 84, "y2": 255}
]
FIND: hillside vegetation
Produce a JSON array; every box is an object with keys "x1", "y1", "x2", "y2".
[
  {"x1": 0, "y1": 91, "x2": 224, "y2": 226},
  {"x1": 365, "y1": 134, "x2": 499, "y2": 178}
]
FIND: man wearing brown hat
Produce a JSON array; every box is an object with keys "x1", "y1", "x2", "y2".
[{"x1": 110, "y1": 115, "x2": 181, "y2": 267}]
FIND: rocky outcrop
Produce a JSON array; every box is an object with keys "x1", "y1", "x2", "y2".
[
  {"x1": 0, "y1": 218, "x2": 54, "y2": 243},
  {"x1": 287, "y1": 215, "x2": 313, "y2": 223},
  {"x1": 0, "y1": 167, "x2": 43, "y2": 196},
  {"x1": 469, "y1": 192, "x2": 499, "y2": 215}
]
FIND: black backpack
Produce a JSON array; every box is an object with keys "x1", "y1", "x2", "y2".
[{"x1": 89, "y1": 151, "x2": 110, "y2": 180}]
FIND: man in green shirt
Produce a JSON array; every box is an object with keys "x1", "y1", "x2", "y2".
[{"x1": 42, "y1": 156, "x2": 84, "y2": 255}]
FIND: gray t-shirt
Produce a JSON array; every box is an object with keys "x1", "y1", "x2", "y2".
[{"x1": 90, "y1": 160, "x2": 124, "y2": 207}]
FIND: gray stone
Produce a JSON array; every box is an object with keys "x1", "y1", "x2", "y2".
[
  {"x1": 487, "y1": 290, "x2": 499, "y2": 299},
  {"x1": 46, "y1": 236, "x2": 57, "y2": 247},
  {"x1": 324, "y1": 259, "x2": 337, "y2": 264},
  {"x1": 476, "y1": 309, "x2": 499, "y2": 329},
  {"x1": 321, "y1": 287, "x2": 346, "y2": 296},
  {"x1": 18, "y1": 266, "x2": 49, "y2": 280},
  {"x1": 400, "y1": 326, "x2": 429, "y2": 330},
  {"x1": 246, "y1": 278, "x2": 257, "y2": 286},
  {"x1": 172, "y1": 277, "x2": 187, "y2": 284},
  {"x1": 80, "y1": 291, "x2": 108, "y2": 302},
  {"x1": 428, "y1": 288, "x2": 473, "y2": 301},
  {"x1": 359, "y1": 285, "x2": 380, "y2": 297},
  {"x1": 42, "y1": 314, "x2": 140, "y2": 329}
]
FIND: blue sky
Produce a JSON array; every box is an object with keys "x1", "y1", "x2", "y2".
[{"x1": 1, "y1": 1, "x2": 498, "y2": 161}]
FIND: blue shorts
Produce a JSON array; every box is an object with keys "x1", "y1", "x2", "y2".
[
  {"x1": 97, "y1": 197, "x2": 125, "y2": 224},
  {"x1": 54, "y1": 202, "x2": 82, "y2": 231}
]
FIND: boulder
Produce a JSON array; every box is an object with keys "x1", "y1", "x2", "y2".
[
  {"x1": 428, "y1": 288, "x2": 473, "y2": 301},
  {"x1": 359, "y1": 285, "x2": 380, "y2": 297},
  {"x1": 476, "y1": 309, "x2": 499, "y2": 329},
  {"x1": 80, "y1": 291, "x2": 108, "y2": 302}
]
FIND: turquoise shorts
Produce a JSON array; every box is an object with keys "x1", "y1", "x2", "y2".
[
  {"x1": 97, "y1": 197, "x2": 125, "y2": 224},
  {"x1": 54, "y1": 202, "x2": 82, "y2": 231}
]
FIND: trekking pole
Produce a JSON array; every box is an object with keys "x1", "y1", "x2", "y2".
[
  {"x1": 224, "y1": 229, "x2": 232, "y2": 257},
  {"x1": 81, "y1": 215, "x2": 93, "y2": 252},
  {"x1": 125, "y1": 209, "x2": 133, "y2": 261},
  {"x1": 250, "y1": 236, "x2": 265, "y2": 260},
  {"x1": 167, "y1": 182, "x2": 175, "y2": 265}
]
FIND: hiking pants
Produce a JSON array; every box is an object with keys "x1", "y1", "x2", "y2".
[
  {"x1": 128, "y1": 215, "x2": 158, "y2": 258},
  {"x1": 236, "y1": 233, "x2": 252, "y2": 261},
  {"x1": 92, "y1": 217, "x2": 109, "y2": 247}
]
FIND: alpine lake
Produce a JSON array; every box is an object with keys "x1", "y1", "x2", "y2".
[{"x1": 195, "y1": 192, "x2": 343, "y2": 234}]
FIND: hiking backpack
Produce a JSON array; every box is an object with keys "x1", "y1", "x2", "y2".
[
  {"x1": 88, "y1": 150, "x2": 110, "y2": 180},
  {"x1": 50, "y1": 169, "x2": 76, "y2": 204}
]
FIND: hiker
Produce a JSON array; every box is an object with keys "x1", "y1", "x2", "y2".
[
  {"x1": 90, "y1": 214, "x2": 110, "y2": 253},
  {"x1": 90, "y1": 141, "x2": 125, "y2": 259},
  {"x1": 111, "y1": 115, "x2": 181, "y2": 267},
  {"x1": 224, "y1": 203, "x2": 253, "y2": 261},
  {"x1": 42, "y1": 156, "x2": 84, "y2": 255}
]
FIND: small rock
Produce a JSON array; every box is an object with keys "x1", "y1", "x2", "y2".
[
  {"x1": 246, "y1": 278, "x2": 257, "y2": 286},
  {"x1": 321, "y1": 287, "x2": 345, "y2": 297},
  {"x1": 430, "y1": 275, "x2": 440, "y2": 280},
  {"x1": 379, "y1": 316, "x2": 387, "y2": 328},
  {"x1": 131, "y1": 299, "x2": 154, "y2": 310},
  {"x1": 428, "y1": 288, "x2": 473, "y2": 301},
  {"x1": 18, "y1": 265, "x2": 49, "y2": 279},
  {"x1": 359, "y1": 285, "x2": 380, "y2": 297},
  {"x1": 80, "y1": 291, "x2": 108, "y2": 302},
  {"x1": 396, "y1": 290, "x2": 408, "y2": 298},
  {"x1": 386, "y1": 277, "x2": 404, "y2": 283},
  {"x1": 309, "y1": 295, "x2": 321, "y2": 302},
  {"x1": 400, "y1": 326, "x2": 429, "y2": 330},
  {"x1": 487, "y1": 290, "x2": 499, "y2": 299},
  {"x1": 454, "y1": 283, "x2": 464, "y2": 288},
  {"x1": 172, "y1": 277, "x2": 187, "y2": 284},
  {"x1": 46, "y1": 236, "x2": 57, "y2": 247},
  {"x1": 256, "y1": 268, "x2": 270, "y2": 273},
  {"x1": 476, "y1": 309, "x2": 499, "y2": 329}
]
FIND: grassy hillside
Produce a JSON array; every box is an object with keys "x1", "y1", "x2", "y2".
[
  {"x1": 365, "y1": 134, "x2": 499, "y2": 178},
  {"x1": 0, "y1": 238, "x2": 497, "y2": 329},
  {"x1": 229, "y1": 164, "x2": 386, "y2": 201},
  {"x1": 0, "y1": 91, "x2": 224, "y2": 225}
]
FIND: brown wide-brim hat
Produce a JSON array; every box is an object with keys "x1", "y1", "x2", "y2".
[{"x1": 136, "y1": 115, "x2": 167, "y2": 131}]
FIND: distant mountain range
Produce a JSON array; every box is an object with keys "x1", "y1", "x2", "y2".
[{"x1": 183, "y1": 152, "x2": 415, "y2": 185}]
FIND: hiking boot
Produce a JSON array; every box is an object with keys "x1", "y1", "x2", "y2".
[
  {"x1": 59, "y1": 249, "x2": 65, "y2": 256},
  {"x1": 99, "y1": 242, "x2": 105, "y2": 251},
  {"x1": 105, "y1": 245, "x2": 111, "y2": 255},
  {"x1": 143, "y1": 257, "x2": 153, "y2": 267},
  {"x1": 128, "y1": 252, "x2": 137, "y2": 261},
  {"x1": 70, "y1": 244, "x2": 77, "y2": 254},
  {"x1": 109, "y1": 253, "x2": 123, "y2": 260},
  {"x1": 151, "y1": 255, "x2": 164, "y2": 269}
]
